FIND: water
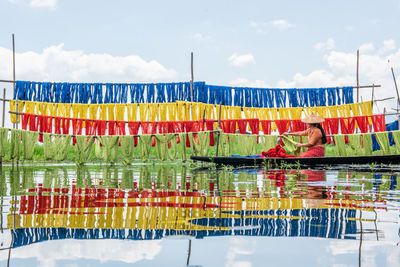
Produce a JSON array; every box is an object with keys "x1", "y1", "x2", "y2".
[{"x1": 0, "y1": 163, "x2": 399, "y2": 267}]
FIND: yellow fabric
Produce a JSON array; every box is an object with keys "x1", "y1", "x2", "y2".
[
  {"x1": 360, "y1": 101, "x2": 373, "y2": 116},
  {"x1": 72, "y1": 104, "x2": 80, "y2": 119},
  {"x1": 278, "y1": 108, "x2": 290, "y2": 120},
  {"x1": 166, "y1": 103, "x2": 176, "y2": 121},
  {"x1": 89, "y1": 104, "x2": 99, "y2": 120},
  {"x1": 107, "y1": 104, "x2": 115, "y2": 121},
  {"x1": 99, "y1": 105, "x2": 107, "y2": 120},
  {"x1": 232, "y1": 106, "x2": 242, "y2": 119},
  {"x1": 148, "y1": 104, "x2": 158, "y2": 121},
  {"x1": 25, "y1": 101, "x2": 36, "y2": 114},
  {"x1": 139, "y1": 103, "x2": 149, "y2": 121},
  {"x1": 350, "y1": 103, "x2": 361, "y2": 116},
  {"x1": 9, "y1": 100, "x2": 25, "y2": 123},
  {"x1": 289, "y1": 107, "x2": 303, "y2": 120},
  {"x1": 314, "y1": 106, "x2": 329, "y2": 118},
  {"x1": 127, "y1": 104, "x2": 138, "y2": 121},
  {"x1": 159, "y1": 103, "x2": 167, "y2": 121},
  {"x1": 338, "y1": 104, "x2": 351, "y2": 117},
  {"x1": 115, "y1": 104, "x2": 126, "y2": 121},
  {"x1": 176, "y1": 102, "x2": 185, "y2": 121},
  {"x1": 328, "y1": 105, "x2": 338, "y2": 118},
  {"x1": 184, "y1": 102, "x2": 191, "y2": 121}
]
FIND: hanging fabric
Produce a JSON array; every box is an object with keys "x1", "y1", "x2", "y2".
[
  {"x1": 205, "y1": 119, "x2": 215, "y2": 146},
  {"x1": 217, "y1": 132, "x2": 230, "y2": 156},
  {"x1": 75, "y1": 136, "x2": 94, "y2": 164},
  {"x1": 71, "y1": 118, "x2": 83, "y2": 145},
  {"x1": 248, "y1": 119, "x2": 259, "y2": 135},
  {"x1": 237, "y1": 119, "x2": 248, "y2": 134},
  {"x1": 155, "y1": 134, "x2": 177, "y2": 160},
  {"x1": 260, "y1": 120, "x2": 271, "y2": 135},
  {"x1": 10, "y1": 129, "x2": 22, "y2": 160},
  {"x1": 355, "y1": 116, "x2": 370, "y2": 133},
  {"x1": 371, "y1": 115, "x2": 386, "y2": 132},
  {"x1": 342, "y1": 87, "x2": 354, "y2": 104},
  {"x1": 178, "y1": 133, "x2": 189, "y2": 161},
  {"x1": 139, "y1": 134, "x2": 152, "y2": 162},
  {"x1": 260, "y1": 135, "x2": 277, "y2": 152},
  {"x1": 98, "y1": 136, "x2": 120, "y2": 162},
  {"x1": 0, "y1": 128, "x2": 8, "y2": 157},
  {"x1": 333, "y1": 135, "x2": 347, "y2": 156},
  {"x1": 189, "y1": 132, "x2": 210, "y2": 156},
  {"x1": 53, "y1": 134, "x2": 71, "y2": 161},
  {"x1": 9, "y1": 100, "x2": 25, "y2": 123},
  {"x1": 375, "y1": 132, "x2": 391, "y2": 155},
  {"x1": 120, "y1": 136, "x2": 135, "y2": 165},
  {"x1": 21, "y1": 130, "x2": 39, "y2": 160},
  {"x1": 237, "y1": 134, "x2": 258, "y2": 156},
  {"x1": 361, "y1": 133, "x2": 373, "y2": 156},
  {"x1": 347, "y1": 134, "x2": 362, "y2": 156},
  {"x1": 128, "y1": 121, "x2": 140, "y2": 146},
  {"x1": 85, "y1": 119, "x2": 97, "y2": 136},
  {"x1": 391, "y1": 131, "x2": 400, "y2": 154}
]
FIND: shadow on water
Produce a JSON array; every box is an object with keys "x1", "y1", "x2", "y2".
[{"x1": 0, "y1": 164, "x2": 399, "y2": 266}]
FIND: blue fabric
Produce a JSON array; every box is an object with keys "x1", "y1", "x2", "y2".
[
  {"x1": 386, "y1": 120, "x2": 399, "y2": 145},
  {"x1": 372, "y1": 134, "x2": 380, "y2": 151},
  {"x1": 343, "y1": 86, "x2": 354, "y2": 104},
  {"x1": 287, "y1": 89, "x2": 299, "y2": 107},
  {"x1": 231, "y1": 154, "x2": 261, "y2": 158},
  {"x1": 12, "y1": 80, "x2": 355, "y2": 107},
  {"x1": 318, "y1": 88, "x2": 327, "y2": 106}
]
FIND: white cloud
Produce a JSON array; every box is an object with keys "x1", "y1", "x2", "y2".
[
  {"x1": 228, "y1": 53, "x2": 256, "y2": 67},
  {"x1": 229, "y1": 78, "x2": 270, "y2": 88},
  {"x1": 271, "y1": 19, "x2": 296, "y2": 30},
  {"x1": 193, "y1": 33, "x2": 211, "y2": 41},
  {"x1": 314, "y1": 38, "x2": 335, "y2": 51},
  {"x1": 0, "y1": 43, "x2": 177, "y2": 82},
  {"x1": 345, "y1": 25, "x2": 354, "y2": 32},
  {"x1": 231, "y1": 40, "x2": 400, "y2": 115},
  {"x1": 359, "y1": 43, "x2": 375, "y2": 53},
  {"x1": 8, "y1": 0, "x2": 57, "y2": 9},
  {"x1": 380, "y1": 39, "x2": 396, "y2": 54}
]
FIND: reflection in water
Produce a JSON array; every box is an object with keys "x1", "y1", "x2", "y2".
[{"x1": 0, "y1": 165, "x2": 399, "y2": 265}]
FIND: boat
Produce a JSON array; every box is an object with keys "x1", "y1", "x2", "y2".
[{"x1": 190, "y1": 154, "x2": 400, "y2": 167}]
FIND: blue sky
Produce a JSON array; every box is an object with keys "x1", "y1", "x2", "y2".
[{"x1": 0, "y1": 0, "x2": 400, "y2": 112}]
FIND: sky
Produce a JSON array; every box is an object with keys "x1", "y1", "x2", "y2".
[{"x1": 0, "y1": 0, "x2": 400, "y2": 115}]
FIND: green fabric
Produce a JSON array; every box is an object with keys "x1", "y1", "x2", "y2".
[
  {"x1": 375, "y1": 132, "x2": 391, "y2": 155},
  {"x1": 75, "y1": 136, "x2": 94, "y2": 165},
  {"x1": 392, "y1": 130, "x2": 400, "y2": 154},
  {"x1": 333, "y1": 135, "x2": 347, "y2": 156},
  {"x1": 94, "y1": 139, "x2": 102, "y2": 159},
  {"x1": 189, "y1": 132, "x2": 209, "y2": 156},
  {"x1": 54, "y1": 135, "x2": 71, "y2": 161},
  {"x1": 259, "y1": 135, "x2": 277, "y2": 153},
  {"x1": 120, "y1": 136, "x2": 135, "y2": 165},
  {"x1": 281, "y1": 135, "x2": 299, "y2": 153},
  {"x1": 10, "y1": 129, "x2": 22, "y2": 160},
  {"x1": 361, "y1": 133, "x2": 373, "y2": 156},
  {"x1": 43, "y1": 133, "x2": 55, "y2": 160},
  {"x1": 237, "y1": 134, "x2": 257, "y2": 156},
  {"x1": 155, "y1": 134, "x2": 176, "y2": 161},
  {"x1": 178, "y1": 133, "x2": 188, "y2": 161},
  {"x1": 139, "y1": 134, "x2": 152, "y2": 162},
  {"x1": 347, "y1": 134, "x2": 362, "y2": 156},
  {"x1": 217, "y1": 132, "x2": 230, "y2": 156},
  {"x1": 0, "y1": 128, "x2": 8, "y2": 157},
  {"x1": 99, "y1": 136, "x2": 119, "y2": 163},
  {"x1": 21, "y1": 131, "x2": 39, "y2": 160}
]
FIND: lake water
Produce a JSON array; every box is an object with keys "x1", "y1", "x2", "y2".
[{"x1": 0, "y1": 163, "x2": 399, "y2": 267}]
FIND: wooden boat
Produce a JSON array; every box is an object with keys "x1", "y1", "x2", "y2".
[{"x1": 190, "y1": 154, "x2": 400, "y2": 167}]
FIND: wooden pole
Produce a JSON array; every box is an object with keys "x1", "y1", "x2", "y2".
[
  {"x1": 190, "y1": 52, "x2": 194, "y2": 120},
  {"x1": 12, "y1": 34, "x2": 16, "y2": 169},
  {"x1": 390, "y1": 66, "x2": 400, "y2": 110},
  {"x1": 356, "y1": 49, "x2": 360, "y2": 103},
  {"x1": 0, "y1": 88, "x2": 5, "y2": 169}
]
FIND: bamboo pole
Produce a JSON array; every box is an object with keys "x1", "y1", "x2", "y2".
[
  {"x1": 356, "y1": 49, "x2": 360, "y2": 103},
  {"x1": 391, "y1": 66, "x2": 400, "y2": 110},
  {"x1": 12, "y1": 34, "x2": 16, "y2": 169},
  {"x1": 0, "y1": 89, "x2": 5, "y2": 169}
]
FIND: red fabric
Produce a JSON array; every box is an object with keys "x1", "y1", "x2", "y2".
[
  {"x1": 248, "y1": 119, "x2": 259, "y2": 135},
  {"x1": 128, "y1": 122, "x2": 140, "y2": 146},
  {"x1": 291, "y1": 120, "x2": 306, "y2": 132},
  {"x1": 221, "y1": 120, "x2": 236, "y2": 133},
  {"x1": 62, "y1": 118, "x2": 70, "y2": 135},
  {"x1": 85, "y1": 120, "x2": 97, "y2": 136},
  {"x1": 21, "y1": 113, "x2": 29, "y2": 130},
  {"x1": 205, "y1": 119, "x2": 215, "y2": 146},
  {"x1": 54, "y1": 117, "x2": 62, "y2": 134},
  {"x1": 340, "y1": 117, "x2": 356, "y2": 143},
  {"x1": 116, "y1": 121, "x2": 126, "y2": 136},
  {"x1": 158, "y1": 121, "x2": 168, "y2": 134},
  {"x1": 275, "y1": 120, "x2": 290, "y2": 134},
  {"x1": 71, "y1": 118, "x2": 83, "y2": 145},
  {"x1": 108, "y1": 121, "x2": 116, "y2": 135},
  {"x1": 97, "y1": 120, "x2": 107, "y2": 136},
  {"x1": 355, "y1": 116, "x2": 370, "y2": 133},
  {"x1": 299, "y1": 146, "x2": 324, "y2": 158},
  {"x1": 260, "y1": 120, "x2": 271, "y2": 135},
  {"x1": 371, "y1": 114, "x2": 386, "y2": 132},
  {"x1": 28, "y1": 114, "x2": 37, "y2": 132},
  {"x1": 184, "y1": 121, "x2": 195, "y2": 147},
  {"x1": 237, "y1": 119, "x2": 248, "y2": 134},
  {"x1": 261, "y1": 145, "x2": 297, "y2": 158},
  {"x1": 141, "y1": 122, "x2": 157, "y2": 134}
]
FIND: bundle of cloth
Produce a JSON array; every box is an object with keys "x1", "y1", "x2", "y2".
[{"x1": 262, "y1": 145, "x2": 297, "y2": 158}]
